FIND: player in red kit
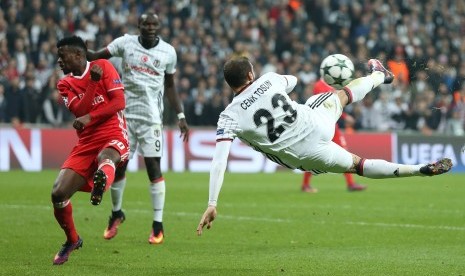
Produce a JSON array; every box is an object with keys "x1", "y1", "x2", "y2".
[
  {"x1": 51, "y1": 36, "x2": 129, "y2": 265},
  {"x1": 301, "y1": 78, "x2": 366, "y2": 193}
]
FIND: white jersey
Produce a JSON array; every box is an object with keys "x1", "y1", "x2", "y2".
[
  {"x1": 106, "y1": 34, "x2": 177, "y2": 124},
  {"x1": 216, "y1": 72, "x2": 316, "y2": 169}
]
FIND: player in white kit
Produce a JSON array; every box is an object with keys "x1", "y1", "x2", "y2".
[
  {"x1": 196, "y1": 56, "x2": 452, "y2": 235},
  {"x1": 87, "y1": 12, "x2": 189, "y2": 244}
]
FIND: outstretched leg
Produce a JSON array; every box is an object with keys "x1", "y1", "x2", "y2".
[
  {"x1": 336, "y1": 59, "x2": 394, "y2": 108},
  {"x1": 348, "y1": 154, "x2": 452, "y2": 178}
]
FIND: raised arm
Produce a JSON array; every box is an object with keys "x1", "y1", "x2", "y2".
[
  {"x1": 58, "y1": 64, "x2": 103, "y2": 117},
  {"x1": 197, "y1": 140, "x2": 232, "y2": 236},
  {"x1": 87, "y1": 48, "x2": 112, "y2": 61},
  {"x1": 72, "y1": 61, "x2": 125, "y2": 130}
]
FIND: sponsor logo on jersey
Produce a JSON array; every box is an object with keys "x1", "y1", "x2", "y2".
[
  {"x1": 92, "y1": 95, "x2": 105, "y2": 105},
  {"x1": 153, "y1": 59, "x2": 160, "y2": 67},
  {"x1": 113, "y1": 79, "x2": 122, "y2": 84},
  {"x1": 154, "y1": 129, "x2": 161, "y2": 137},
  {"x1": 129, "y1": 64, "x2": 160, "y2": 76},
  {"x1": 216, "y1": 129, "x2": 224, "y2": 135}
]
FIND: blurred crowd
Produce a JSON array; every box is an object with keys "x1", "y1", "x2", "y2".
[{"x1": 1, "y1": 0, "x2": 465, "y2": 136}]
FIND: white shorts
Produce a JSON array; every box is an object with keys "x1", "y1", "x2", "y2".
[
  {"x1": 126, "y1": 119, "x2": 163, "y2": 159},
  {"x1": 282, "y1": 93, "x2": 353, "y2": 173}
]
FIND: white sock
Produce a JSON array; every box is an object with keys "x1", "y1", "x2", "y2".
[
  {"x1": 150, "y1": 180, "x2": 165, "y2": 222},
  {"x1": 110, "y1": 178, "x2": 126, "y2": 211},
  {"x1": 345, "y1": 71, "x2": 385, "y2": 102},
  {"x1": 361, "y1": 159, "x2": 425, "y2": 178}
]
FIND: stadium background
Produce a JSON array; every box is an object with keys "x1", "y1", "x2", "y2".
[
  {"x1": 0, "y1": 0, "x2": 464, "y2": 172},
  {"x1": 1, "y1": 2, "x2": 464, "y2": 275}
]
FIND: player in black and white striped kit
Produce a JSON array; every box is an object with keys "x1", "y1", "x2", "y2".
[{"x1": 197, "y1": 56, "x2": 452, "y2": 235}]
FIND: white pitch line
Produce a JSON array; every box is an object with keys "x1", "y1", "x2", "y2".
[
  {"x1": 345, "y1": 221, "x2": 465, "y2": 231},
  {"x1": 2, "y1": 203, "x2": 464, "y2": 231}
]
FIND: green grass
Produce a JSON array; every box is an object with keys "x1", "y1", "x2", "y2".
[{"x1": 0, "y1": 171, "x2": 464, "y2": 275}]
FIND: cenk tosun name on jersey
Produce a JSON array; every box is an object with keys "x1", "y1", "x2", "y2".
[{"x1": 240, "y1": 80, "x2": 272, "y2": 110}]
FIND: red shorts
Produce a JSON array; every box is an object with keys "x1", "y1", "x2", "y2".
[
  {"x1": 62, "y1": 136, "x2": 129, "y2": 192},
  {"x1": 332, "y1": 126, "x2": 348, "y2": 149}
]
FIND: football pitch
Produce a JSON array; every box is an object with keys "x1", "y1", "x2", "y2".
[{"x1": 1, "y1": 170, "x2": 464, "y2": 275}]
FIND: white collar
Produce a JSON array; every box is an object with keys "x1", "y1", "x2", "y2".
[{"x1": 71, "y1": 61, "x2": 90, "y2": 79}]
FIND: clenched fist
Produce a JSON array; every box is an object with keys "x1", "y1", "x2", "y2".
[{"x1": 90, "y1": 64, "x2": 103, "y2": 81}]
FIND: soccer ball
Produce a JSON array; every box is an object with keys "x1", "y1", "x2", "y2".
[{"x1": 319, "y1": 54, "x2": 355, "y2": 89}]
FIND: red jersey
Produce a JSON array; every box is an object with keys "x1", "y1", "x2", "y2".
[
  {"x1": 313, "y1": 78, "x2": 335, "y2": 95},
  {"x1": 57, "y1": 60, "x2": 127, "y2": 144}
]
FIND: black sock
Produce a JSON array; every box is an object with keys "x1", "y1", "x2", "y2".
[
  {"x1": 153, "y1": 221, "x2": 163, "y2": 235},
  {"x1": 112, "y1": 210, "x2": 124, "y2": 218}
]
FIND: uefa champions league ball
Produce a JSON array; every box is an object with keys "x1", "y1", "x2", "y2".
[{"x1": 320, "y1": 54, "x2": 355, "y2": 89}]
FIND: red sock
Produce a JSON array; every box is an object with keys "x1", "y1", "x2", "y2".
[
  {"x1": 302, "y1": 172, "x2": 312, "y2": 188},
  {"x1": 99, "y1": 159, "x2": 115, "y2": 188},
  {"x1": 53, "y1": 201, "x2": 79, "y2": 243},
  {"x1": 344, "y1": 173, "x2": 355, "y2": 186}
]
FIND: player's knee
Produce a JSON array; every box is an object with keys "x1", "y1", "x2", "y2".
[
  {"x1": 51, "y1": 182, "x2": 68, "y2": 203},
  {"x1": 144, "y1": 157, "x2": 162, "y2": 180},
  {"x1": 355, "y1": 158, "x2": 366, "y2": 176},
  {"x1": 148, "y1": 169, "x2": 162, "y2": 182},
  {"x1": 147, "y1": 165, "x2": 163, "y2": 181},
  {"x1": 114, "y1": 167, "x2": 126, "y2": 181},
  {"x1": 348, "y1": 154, "x2": 364, "y2": 175},
  {"x1": 115, "y1": 160, "x2": 128, "y2": 179},
  {"x1": 98, "y1": 148, "x2": 120, "y2": 164}
]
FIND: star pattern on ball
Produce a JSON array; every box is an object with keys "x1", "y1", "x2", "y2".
[{"x1": 323, "y1": 59, "x2": 353, "y2": 85}]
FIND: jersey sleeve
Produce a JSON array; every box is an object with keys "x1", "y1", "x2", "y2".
[
  {"x1": 56, "y1": 79, "x2": 77, "y2": 110},
  {"x1": 266, "y1": 72, "x2": 297, "y2": 93},
  {"x1": 99, "y1": 60, "x2": 124, "y2": 93},
  {"x1": 216, "y1": 112, "x2": 238, "y2": 141},
  {"x1": 313, "y1": 79, "x2": 334, "y2": 94},
  {"x1": 106, "y1": 35, "x2": 127, "y2": 57},
  {"x1": 282, "y1": 75, "x2": 298, "y2": 93}
]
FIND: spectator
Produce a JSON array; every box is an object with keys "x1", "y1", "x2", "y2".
[
  {"x1": 371, "y1": 90, "x2": 396, "y2": 131},
  {"x1": 387, "y1": 44, "x2": 410, "y2": 86},
  {"x1": 0, "y1": 83, "x2": 6, "y2": 122},
  {"x1": 4, "y1": 76, "x2": 23, "y2": 127},
  {"x1": 41, "y1": 72, "x2": 70, "y2": 127},
  {"x1": 0, "y1": 0, "x2": 463, "y2": 136},
  {"x1": 20, "y1": 75, "x2": 41, "y2": 123},
  {"x1": 359, "y1": 94, "x2": 377, "y2": 130}
]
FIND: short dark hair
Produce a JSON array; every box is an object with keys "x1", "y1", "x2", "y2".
[
  {"x1": 223, "y1": 57, "x2": 252, "y2": 89},
  {"x1": 56, "y1": 36, "x2": 87, "y2": 52}
]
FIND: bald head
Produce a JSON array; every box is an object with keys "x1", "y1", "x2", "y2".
[
  {"x1": 138, "y1": 12, "x2": 161, "y2": 45},
  {"x1": 138, "y1": 12, "x2": 159, "y2": 25}
]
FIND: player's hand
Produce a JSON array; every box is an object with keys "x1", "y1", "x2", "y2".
[
  {"x1": 178, "y1": 119, "x2": 189, "y2": 142},
  {"x1": 344, "y1": 114, "x2": 355, "y2": 127},
  {"x1": 90, "y1": 64, "x2": 103, "y2": 81},
  {"x1": 197, "y1": 206, "x2": 217, "y2": 236},
  {"x1": 73, "y1": 114, "x2": 92, "y2": 130}
]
